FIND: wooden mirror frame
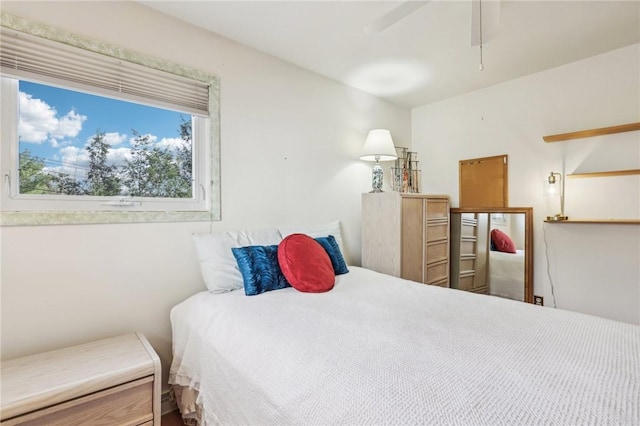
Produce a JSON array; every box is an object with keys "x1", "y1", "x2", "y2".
[{"x1": 450, "y1": 207, "x2": 533, "y2": 303}]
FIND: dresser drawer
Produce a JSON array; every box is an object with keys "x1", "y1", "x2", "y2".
[
  {"x1": 429, "y1": 277, "x2": 449, "y2": 287},
  {"x1": 2, "y1": 377, "x2": 153, "y2": 426},
  {"x1": 425, "y1": 200, "x2": 448, "y2": 218},
  {"x1": 426, "y1": 222, "x2": 448, "y2": 241},
  {"x1": 426, "y1": 241, "x2": 448, "y2": 263},
  {"x1": 460, "y1": 224, "x2": 476, "y2": 237},
  {"x1": 459, "y1": 257, "x2": 476, "y2": 272},
  {"x1": 460, "y1": 238, "x2": 476, "y2": 254},
  {"x1": 426, "y1": 259, "x2": 448, "y2": 284},
  {"x1": 457, "y1": 273, "x2": 475, "y2": 291}
]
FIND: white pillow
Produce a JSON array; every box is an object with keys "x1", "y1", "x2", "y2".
[
  {"x1": 192, "y1": 228, "x2": 282, "y2": 293},
  {"x1": 278, "y1": 220, "x2": 346, "y2": 259}
]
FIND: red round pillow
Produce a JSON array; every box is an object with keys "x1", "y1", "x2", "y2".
[
  {"x1": 277, "y1": 234, "x2": 335, "y2": 293},
  {"x1": 490, "y1": 229, "x2": 516, "y2": 253}
]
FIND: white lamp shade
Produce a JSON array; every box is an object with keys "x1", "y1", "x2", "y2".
[{"x1": 360, "y1": 129, "x2": 398, "y2": 162}]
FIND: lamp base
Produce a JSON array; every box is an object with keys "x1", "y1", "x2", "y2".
[
  {"x1": 546, "y1": 215, "x2": 568, "y2": 221},
  {"x1": 370, "y1": 163, "x2": 384, "y2": 193},
  {"x1": 369, "y1": 189, "x2": 384, "y2": 193}
]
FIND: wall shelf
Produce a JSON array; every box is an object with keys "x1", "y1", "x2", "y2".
[
  {"x1": 543, "y1": 122, "x2": 639, "y2": 223},
  {"x1": 544, "y1": 219, "x2": 640, "y2": 224},
  {"x1": 542, "y1": 122, "x2": 640, "y2": 225},
  {"x1": 568, "y1": 169, "x2": 640, "y2": 178},
  {"x1": 543, "y1": 122, "x2": 640, "y2": 142}
]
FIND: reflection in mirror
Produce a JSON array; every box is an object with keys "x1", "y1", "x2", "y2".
[{"x1": 450, "y1": 207, "x2": 533, "y2": 303}]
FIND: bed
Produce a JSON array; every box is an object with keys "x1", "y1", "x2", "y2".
[
  {"x1": 170, "y1": 223, "x2": 639, "y2": 426},
  {"x1": 488, "y1": 249, "x2": 525, "y2": 301}
]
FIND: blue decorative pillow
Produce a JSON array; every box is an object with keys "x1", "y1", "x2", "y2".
[
  {"x1": 315, "y1": 235, "x2": 349, "y2": 275},
  {"x1": 232, "y1": 245, "x2": 290, "y2": 295}
]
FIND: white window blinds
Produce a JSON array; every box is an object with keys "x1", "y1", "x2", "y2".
[{"x1": 0, "y1": 27, "x2": 210, "y2": 116}]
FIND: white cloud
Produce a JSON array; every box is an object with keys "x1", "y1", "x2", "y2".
[
  {"x1": 52, "y1": 110, "x2": 85, "y2": 140},
  {"x1": 108, "y1": 147, "x2": 132, "y2": 166},
  {"x1": 104, "y1": 132, "x2": 127, "y2": 146},
  {"x1": 53, "y1": 143, "x2": 131, "y2": 176},
  {"x1": 19, "y1": 91, "x2": 86, "y2": 145},
  {"x1": 52, "y1": 131, "x2": 183, "y2": 174},
  {"x1": 54, "y1": 145, "x2": 90, "y2": 179},
  {"x1": 157, "y1": 137, "x2": 186, "y2": 151},
  {"x1": 18, "y1": 92, "x2": 58, "y2": 143},
  {"x1": 86, "y1": 132, "x2": 128, "y2": 147}
]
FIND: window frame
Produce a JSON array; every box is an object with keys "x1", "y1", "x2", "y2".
[{"x1": 0, "y1": 13, "x2": 221, "y2": 226}]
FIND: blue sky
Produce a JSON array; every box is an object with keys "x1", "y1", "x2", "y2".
[{"x1": 19, "y1": 80, "x2": 188, "y2": 177}]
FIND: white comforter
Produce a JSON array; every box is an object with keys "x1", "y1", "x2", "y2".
[
  {"x1": 170, "y1": 266, "x2": 639, "y2": 426},
  {"x1": 489, "y1": 249, "x2": 525, "y2": 301}
]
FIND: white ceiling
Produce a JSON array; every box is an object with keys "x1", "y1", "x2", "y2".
[{"x1": 140, "y1": 1, "x2": 640, "y2": 109}]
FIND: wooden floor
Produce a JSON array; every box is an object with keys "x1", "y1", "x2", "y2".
[{"x1": 161, "y1": 410, "x2": 187, "y2": 426}]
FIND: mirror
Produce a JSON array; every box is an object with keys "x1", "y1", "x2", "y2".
[{"x1": 449, "y1": 207, "x2": 533, "y2": 303}]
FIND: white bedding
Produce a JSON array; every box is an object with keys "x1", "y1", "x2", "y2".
[
  {"x1": 489, "y1": 249, "x2": 525, "y2": 301},
  {"x1": 170, "y1": 266, "x2": 640, "y2": 425}
]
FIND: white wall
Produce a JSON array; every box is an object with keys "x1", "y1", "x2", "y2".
[
  {"x1": 0, "y1": 1, "x2": 411, "y2": 387},
  {"x1": 412, "y1": 43, "x2": 640, "y2": 324}
]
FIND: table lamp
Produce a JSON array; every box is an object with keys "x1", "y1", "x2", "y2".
[{"x1": 360, "y1": 129, "x2": 398, "y2": 193}]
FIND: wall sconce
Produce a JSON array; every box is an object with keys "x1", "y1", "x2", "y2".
[
  {"x1": 546, "y1": 172, "x2": 568, "y2": 221},
  {"x1": 360, "y1": 129, "x2": 398, "y2": 193}
]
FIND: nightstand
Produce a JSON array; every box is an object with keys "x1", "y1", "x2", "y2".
[{"x1": 0, "y1": 332, "x2": 161, "y2": 426}]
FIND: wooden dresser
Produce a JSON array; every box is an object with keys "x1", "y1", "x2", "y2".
[
  {"x1": 362, "y1": 192, "x2": 450, "y2": 287},
  {"x1": 0, "y1": 332, "x2": 161, "y2": 426}
]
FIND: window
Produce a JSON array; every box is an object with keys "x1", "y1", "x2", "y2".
[{"x1": 0, "y1": 16, "x2": 220, "y2": 225}]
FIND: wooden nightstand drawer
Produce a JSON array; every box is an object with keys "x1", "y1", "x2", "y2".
[
  {"x1": 0, "y1": 333, "x2": 160, "y2": 426},
  {"x1": 3, "y1": 377, "x2": 153, "y2": 426}
]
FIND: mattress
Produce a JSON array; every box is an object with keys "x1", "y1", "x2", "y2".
[
  {"x1": 489, "y1": 249, "x2": 525, "y2": 301},
  {"x1": 169, "y1": 266, "x2": 639, "y2": 425}
]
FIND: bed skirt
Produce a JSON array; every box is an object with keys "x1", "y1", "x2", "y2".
[{"x1": 169, "y1": 374, "x2": 205, "y2": 426}]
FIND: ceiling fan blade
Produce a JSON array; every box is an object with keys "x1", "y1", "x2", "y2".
[
  {"x1": 364, "y1": 1, "x2": 432, "y2": 35},
  {"x1": 471, "y1": 0, "x2": 501, "y2": 46}
]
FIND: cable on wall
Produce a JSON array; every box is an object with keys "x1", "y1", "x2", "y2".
[{"x1": 542, "y1": 223, "x2": 558, "y2": 308}]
